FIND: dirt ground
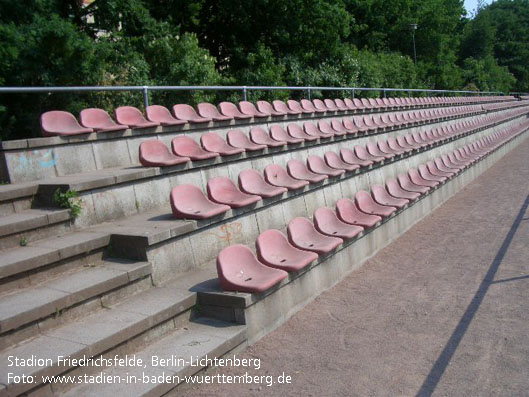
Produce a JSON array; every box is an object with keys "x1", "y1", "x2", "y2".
[{"x1": 183, "y1": 137, "x2": 529, "y2": 397}]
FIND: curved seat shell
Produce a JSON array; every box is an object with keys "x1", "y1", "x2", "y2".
[
  {"x1": 217, "y1": 245, "x2": 288, "y2": 293},
  {"x1": 41, "y1": 111, "x2": 94, "y2": 136},
  {"x1": 238, "y1": 169, "x2": 287, "y2": 198},
  {"x1": 115, "y1": 106, "x2": 159, "y2": 129},
  {"x1": 227, "y1": 130, "x2": 267, "y2": 151},
  {"x1": 250, "y1": 127, "x2": 286, "y2": 147},
  {"x1": 139, "y1": 139, "x2": 190, "y2": 167},
  {"x1": 371, "y1": 185, "x2": 409, "y2": 208},
  {"x1": 264, "y1": 164, "x2": 309, "y2": 190},
  {"x1": 239, "y1": 101, "x2": 269, "y2": 118},
  {"x1": 270, "y1": 125, "x2": 304, "y2": 144},
  {"x1": 219, "y1": 102, "x2": 252, "y2": 119},
  {"x1": 207, "y1": 177, "x2": 261, "y2": 208},
  {"x1": 257, "y1": 101, "x2": 285, "y2": 116},
  {"x1": 287, "y1": 217, "x2": 343, "y2": 254},
  {"x1": 197, "y1": 103, "x2": 232, "y2": 121},
  {"x1": 287, "y1": 123, "x2": 318, "y2": 141},
  {"x1": 287, "y1": 159, "x2": 328, "y2": 183},
  {"x1": 201, "y1": 132, "x2": 245, "y2": 156},
  {"x1": 324, "y1": 152, "x2": 359, "y2": 171},
  {"x1": 307, "y1": 155, "x2": 345, "y2": 177},
  {"x1": 355, "y1": 190, "x2": 396, "y2": 217},
  {"x1": 336, "y1": 198, "x2": 381, "y2": 228},
  {"x1": 171, "y1": 136, "x2": 219, "y2": 160},
  {"x1": 170, "y1": 185, "x2": 230, "y2": 219},
  {"x1": 385, "y1": 178, "x2": 420, "y2": 200},
  {"x1": 397, "y1": 174, "x2": 430, "y2": 194},
  {"x1": 173, "y1": 104, "x2": 211, "y2": 123},
  {"x1": 146, "y1": 105, "x2": 186, "y2": 126},
  {"x1": 256, "y1": 230, "x2": 318, "y2": 271},
  {"x1": 79, "y1": 108, "x2": 128, "y2": 132},
  {"x1": 314, "y1": 207, "x2": 363, "y2": 239}
]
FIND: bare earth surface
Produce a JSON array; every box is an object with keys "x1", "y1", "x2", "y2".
[{"x1": 183, "y1": 137, "x2": 529, "y2": 397}]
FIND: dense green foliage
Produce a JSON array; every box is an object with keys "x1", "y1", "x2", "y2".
[{"x1": 0, "y1": 0, "x2": 527, "y2": 139}]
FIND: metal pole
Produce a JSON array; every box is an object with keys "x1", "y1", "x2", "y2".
[
  {"x1": 383, "y1": 89, "x2": 386, "y2": 98},
  {"x1": 142, "y1": 86, "x2": 149, "y2": 109},
  {"x1": 351, "y1": 89, "x2": 355, "y2": 99},
  {"x1": 242, "y1": 86, "x2": 247, "y2": 101},
  {"x1": 308, "y1": 87, "x2": 311, "y2": 100}
]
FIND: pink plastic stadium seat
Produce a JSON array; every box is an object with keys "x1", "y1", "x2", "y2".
[
  {"x1": 270, "y1": 125, "x2": 304, "y2": 144},
  {"x1": 257, "y1": 100, "x2": 285, "y2": 116},
  {"x1": 173, "y1": 104, "x2": 211, "y2": 123},
  {"x1": 287, "y1": 123, "x2": 318, "y2": 141},
  {"x1": 319, "y1": 121, "x2": 346, "y2": 136},
  {"x1": 334, "y1": 98, "x2": 349, "y2": 111},
  {"x1": 397, "y1": 173, "x2": 430, "y2": 194},
  {"x1": 324, "y1": 151, "x2": 360, "y2": 172},
  {"x1": 197, "y1": 103, "x2": 233, "y2": 121},
  {"x1": 139, "y1": 139, "x2": 190, "y2": 167},
  {"x1": 418, "y1": 164, "x2": 446, "y2": 183},
  {"x1": 313, "y1": 207, "x2": 363, "y2": 239},
  {"x1": 340, "y1": 148, "x2": 373, "y2": 167},
  {"x1": 238, "y1": 169, "x2": 287, "y2": 198},
  {"x1": 256, "y1": 229, "x2": 318, "y2": 271},
  {"x1": 250, "y1": 127, "x2": 286, "y2": 147},
  {"x1": 274, "y1": 100, "x2": 300, "y2": 115},
  {"x1": 207, "y1": 177, "x2": 261, "y2": 208},
  {"x1": 301, "y1": 99, "x2": 323, "y2": 113},
  {"x1": 287, "y1": 159, "x2": 328, "y2": 183},
  {"x1": 227, "y1": 129, "x2": 267, "y2": 151},
  {"x1": 201, "y1": 132, "x2": 245, "y2": 156},
  {"x1": 304, "y1": 122, "x2": 332, "y2": 138},
  {"x1": 170, "y1": 184, "x2": 230, "y2": 219},
  {"x1": 288, "y1": 100, "x2": 312, "y2": 114},
  {"x1": 287, "y1": 217, "x2": 343, "y2": 254},
  {"x1": 324, "y1": 99, "x2": 340, "y2": 111},
  {"x1": 336, "y1": 198, "x2": 381, "y2": 228},
  {"x1": 115, "y1": 106, "x2": 159, "y2": 129},
  {"x1": 371, "y1": 185, "x2": 408, "y2": 209},
  {"x1": 427, "y1": 161, "x2": 453, "y2": 178},
  {"x1": 355, "y1": 145, "x2": 385, "y2": 163},
  {"x1": 79, "y1": 108, "x2": 128, "y2": 132},
  {"x1": 239, "y1": 101, "x2": 269, "y2": 118},
  {"x1": 313, "y1": 99, "x2": 330, "y2": 112},
  {"x1": 171, "y1": 136, "x2": 219, "y2": 160},
  {"x1": 331, "y1": 120, "x2": 353, "y2": 135},
  {"x1": 308, "y1": 155, "x2": 345, "y2": 177},
  {"x1": 355, "y1": 190, "x2": 396, "y2": 217},
  {"x1": 145, "y1": 105, "x2": 186, "y2": 126},
  {"x1": 264, "y1": 164, "x2": 309, "y2": 190},
  {"x1": 217, "y1": 245, "x2": 288, "y2": 293},
  {"x1": 367, "y1": 141, "x2": 394, "y2": 159},
  {"x1": 219, "y1": 102, "x2": 252, "y2": 119},
  {"x1": 385, "y1": 178, "x2": 420, "y2": 200},
  {"x1": 41, "y1": 111, "x2": 94, "y2": 136},
  {"x1": 408, "y1": 168, "x2": 439, "y2": 188}
]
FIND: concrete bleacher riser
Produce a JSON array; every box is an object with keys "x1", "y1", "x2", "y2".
[
  {"x1": 45, "y1": 107, "x2": 525, "y2": 229},
  {"x1": 107, "y1": 114, "x2": 527, "y2": 285},
  {"x1": 198, "y1": 127, "x2": 529, "y2": 343},
  {"x1": 0, "y1": 102, "x2": 511, "y2": 184},
  {"x1": 0, "y1": 96, "x2": 527, "y2": 397}
]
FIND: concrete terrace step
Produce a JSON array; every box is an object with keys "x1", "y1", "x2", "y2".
[
  {"x1": 0, "y1": 259, "x2": 151, "y2": 335},
  {"x1": 0, "y1": 267, "x2": 217, "y2": 396},
  {"x1": 61, "y1": 317, "x2": 246, "y2": 397},
  {"x1": 0, "y1": 231, "x2": 111, "y2": 281},
  {"x1": 0, "y1": 208, "x2": 71, "y2": 249}
]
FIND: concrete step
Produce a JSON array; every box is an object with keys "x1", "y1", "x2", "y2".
[
  {"x1": 0, "y1": 207, "x2": 72, "y2": 250},
  {"x1": 0, "y1": 231, "x2": 111, "y2": 284},
  {"x1": 61, "y1": 317, "x2": 246, "y2": 397},
  {"x1": 0, "y1": 258, "x2": 151, "y2": 336},
  {"x1": 0, "y1": 267, "x2": 216, "y2": 396}
]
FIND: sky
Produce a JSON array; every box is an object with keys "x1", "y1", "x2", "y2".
[{"x1": 464, "y1": 0, "x2": 493, "y2": 16}]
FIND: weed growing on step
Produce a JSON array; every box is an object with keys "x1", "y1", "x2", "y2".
[
  {"x1": 53, "y1": 189, "x2": 83, "y2": 219},
  {"x1": 19, "y1": 236, "x2": 27, "y2": 246}
]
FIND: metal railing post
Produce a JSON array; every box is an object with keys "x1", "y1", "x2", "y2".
[
  {"x1": 142, "y1": 86, "x2": 149, "y2": 109},
  {"x1": 383, "y1": 89, "x2": 386, "y2": 98},
  {"x1": 242, "y1": 86, "x2": 247, "y2": 101},
  {"x1": 351, "y1": 89, "x2": 355, "y2": 99},
  {"x1": 307, "y1": 87, "x2": 311, "y2": 100}
]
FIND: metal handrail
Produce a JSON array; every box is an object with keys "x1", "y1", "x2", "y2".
[{"x1": 0, "y1": 85, "x2": 506, "y2": 109}]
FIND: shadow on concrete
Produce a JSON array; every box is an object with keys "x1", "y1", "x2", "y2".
[
  {"x1": 417, "y1": 194, "x2": 529, "y2": 397},
  {"x1": 490, "y1": 274, "x2": 529, "y2": 284}
]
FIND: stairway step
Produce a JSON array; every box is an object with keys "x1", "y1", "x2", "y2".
[
  {"x1": 0, "y1": 259, "x2": 151, "y2": 334},
  {"x1": 62, "y1": 317, "x2": 246, "y2": 397},
  {"x1": 0, "y1": 267, "x2": 212, "y2": 396},
  {"x1": 0, "y1": 231, "x2": 111, "y2": 280},
  {"x1": 0, "y1": 208, "x2": 70, "y2": 238}
]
